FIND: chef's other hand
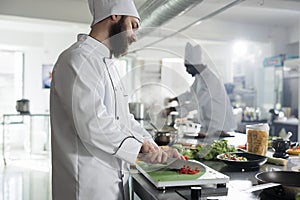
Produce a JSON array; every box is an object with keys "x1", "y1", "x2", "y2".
[
  {"x1": 164, "y1": 97, "x2": 171, "y2": 106},
  {"x1": 164, "y1": 97, "x2": 178, "y2": 106},
  {"x1": 138, "y1": 149, "x2": 168, "y2": 164},
  {"x1": 161, "y1": 107, "x2": 176, "y2": 117},
  {"x1": 140, "y1": 140, "x2": 159, "y2": 153},
  {"x1": 163, "y1": 147, "x2": 185, "y2": 160}
]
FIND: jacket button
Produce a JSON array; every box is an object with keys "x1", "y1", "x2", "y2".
[{"x1": 116, "y1": 116, "x2": 119, "y2": 120}]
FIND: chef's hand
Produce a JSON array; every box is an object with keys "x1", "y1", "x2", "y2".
[
  {"x1": 138, "y1": 149, "x2": 168, "y2": 163},
  {"x1": 164, "y1": 97, "x2": 178, "y2": 105},
  {"x1": 161, "y1": 107, "x2": 176, "y2": 117},
  {"x1": 138, "y1": 147, "x2": 184, "y2": 164},
  {"x1": 163, "y1": 147, "x2": 185, "y2": 160},
  {"x1": 164, "y1": 97, "x2": 171, "y2": 106},
  {"x1": 140, "y1": 140, "x2": 159, "y2": 153}
]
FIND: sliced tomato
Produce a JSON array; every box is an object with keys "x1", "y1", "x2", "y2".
[{"x1": 178, "y1": 166, "x2": 200, "y2": 174}]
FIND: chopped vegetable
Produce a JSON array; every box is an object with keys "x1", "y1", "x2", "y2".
[
  {"x1": 172, "y1": 140, "x2": 235, "y2": 160},
  {"x1": 178, "y1": 165, "x2": 200, "y2": 175},
  {"x1": 219, "y1": 153, "x2": 248, "y2": 161},
  {"x1": 199, "y1": 140, "x2": 236, "y2": 160}
]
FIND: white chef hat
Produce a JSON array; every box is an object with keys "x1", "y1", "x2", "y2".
[
  {"x1": 184, "y1": 42, "x2": 202, "y2": 65},
  {"x1": 88, "y1": 0, "x2": 140, "y2": 27}
]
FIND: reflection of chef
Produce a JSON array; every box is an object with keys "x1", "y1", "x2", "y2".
[{"x1": 165, "y1": 42, "x2": 236, "y2": 135}]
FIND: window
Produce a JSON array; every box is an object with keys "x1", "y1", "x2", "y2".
[{"x1": 0, "y1": 50, "x2": 23, "y2": 115}]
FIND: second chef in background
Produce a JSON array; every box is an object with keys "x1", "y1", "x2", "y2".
[{"x1": 165, "y1": 42, "x2": 236, "y2": 137}]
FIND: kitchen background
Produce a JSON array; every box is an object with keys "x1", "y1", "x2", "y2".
[
  {"x1": 1, "y1": 0, "x2": 299, "y2": 134},
  {"x1": 0, "y1": 0, "x2": 299, "y2": 199}
]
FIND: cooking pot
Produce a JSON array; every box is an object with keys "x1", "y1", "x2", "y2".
[
  {"x1": 129, "y1": 102, "x2": 145, "y2": 120},
  {"x1": 256, "y1": 171, "x2": 300, "y2": 199},
  {"x1": 16, "y1": 99, "x2": 30, "y2": 114},
  {"x1": 154, "y1": 131, "x2": 171, "y2": 146}
]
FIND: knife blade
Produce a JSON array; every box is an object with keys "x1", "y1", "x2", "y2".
[
  {"x1": 137, "y1": 157, "x2": 179, "y2": 172},
  {"x1": 166, "y1": 159, "x2": 203, "y2": 170}
]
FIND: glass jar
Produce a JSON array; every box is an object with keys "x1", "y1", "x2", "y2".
[{"x1": 246, "y1": 123, "x2": 269, "y2": 156}]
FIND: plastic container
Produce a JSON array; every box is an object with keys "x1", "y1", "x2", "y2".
[{"x1": 246, "y1": 123, "x2": 269, "y2": 156}]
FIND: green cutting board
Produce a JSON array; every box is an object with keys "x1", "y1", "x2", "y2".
[{"x1": 137, "y1": 161, "x2": 206, "y2": 182}]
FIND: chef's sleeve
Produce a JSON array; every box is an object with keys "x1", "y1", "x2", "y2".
[
  {"x1": 198, "y1": 68, "x2": 235, "y2": 132},
  {"x1": 56, "y1": 58, "x2": 143, "y2": 164},
  {"x1": 175, "y1": 80, "x2": 199, "y2": 117}
]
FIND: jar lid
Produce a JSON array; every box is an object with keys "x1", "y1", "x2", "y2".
[{"x1": 246, "y1": 123, "x2": 269, "y2": 131}]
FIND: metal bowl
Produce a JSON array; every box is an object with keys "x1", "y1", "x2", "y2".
[{"x1": 154, "y1": 131, "x2": 171, "y2": 146}]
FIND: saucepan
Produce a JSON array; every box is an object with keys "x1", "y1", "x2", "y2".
[
  {"x1": 129, "y1": 102, "x2": 146, "y2": 120},
  {"x1": 16, "y1": 99, "x2": 30, "y2": 114},
  {"x1": 149, "y1": 122, "x2": 174, "y2": 146},
  {"x1": 154, "y1": 131, "x2": 172, "y2": 146},
  {"x1": 255, "y1": 171, "x2": 300, "y2": 199}
]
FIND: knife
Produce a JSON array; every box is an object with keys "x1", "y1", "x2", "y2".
[
  {"x1": 139, "y1": 158, "x2": 202, "y2": 172},
  {"x1": 166, "y1": 158, "x2": 203, "y2": 170},
  {"x1": 137, "y1": 157, "x2": 179, "y2": 172}
]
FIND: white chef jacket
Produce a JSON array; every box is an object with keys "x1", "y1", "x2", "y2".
[
  {"x1": 175, "y1": 68, "x2": 236, "y2": 134},
  {"x1": 50, "y1": 34, "x2": 153, "y2": 200}
]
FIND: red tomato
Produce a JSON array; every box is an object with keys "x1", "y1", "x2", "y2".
[{"x1": 178, "y1": 166, "x2": 200, "y2": 175}]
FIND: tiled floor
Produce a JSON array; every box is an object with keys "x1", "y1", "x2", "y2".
[
  {"x1": 0, "y1": 157, "x2": 143, "y2": 200},
  {"x1": 0, "y1": 156, "x2": 51, "y2": 200}
]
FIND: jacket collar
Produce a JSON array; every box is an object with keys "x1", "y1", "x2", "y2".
[{"x1": 77, "y1": 34, "x2": 112, "y2": 58}]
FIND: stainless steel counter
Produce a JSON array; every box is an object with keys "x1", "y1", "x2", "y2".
[{"x1": 130, "y1": 133, "x2": 300, "y2": 200}]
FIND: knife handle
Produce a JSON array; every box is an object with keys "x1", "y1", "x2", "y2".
[{"x1": 191, "y1": 186, "x2": 202, "y2": 200}]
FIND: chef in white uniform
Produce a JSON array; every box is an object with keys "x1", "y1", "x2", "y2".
[
  {"x1": 50, "y1": 0, "x2": 182, "y2": 199},
  {"x1": 165, "y1": 42, "x2": 236, "y2": 136}
]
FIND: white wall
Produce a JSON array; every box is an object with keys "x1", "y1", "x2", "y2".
[
  {"x1": 24, "y1": 32, "x2": 82, "y2": 113},
  {"x1": 0, "y1": 16, "x2": 89, "y2": 114},
  {"x1": 0, "y1": 14, "x2": 299, "y2": 115}
]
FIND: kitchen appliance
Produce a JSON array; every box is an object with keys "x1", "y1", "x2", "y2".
[
  {"x1": 150, "y1": 122, "x2": 174, "y2": 146},
  {"x1": 16, "y1": 99, "x2": 30, "y2": 114},
  {"x1": 154, "y1": 131, "x2": 171, "y2": 146},
  {"x1": 129, "y1": 102, "x2": 145, "y2": 120}
]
